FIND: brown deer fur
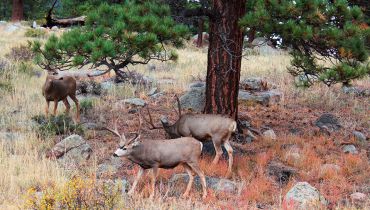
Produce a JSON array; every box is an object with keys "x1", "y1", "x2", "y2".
[
  {"x1": 106, "y1": 123, "x2": 207, "y2": 199},
  {"x1": 42, "y1": 73, "x2": 79, "y2": 121},
  {"x1": 160, "y1": 113, "x2": 236, "y2": 177}
]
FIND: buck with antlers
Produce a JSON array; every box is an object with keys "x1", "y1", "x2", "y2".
[
  {"x1": 143, "y1": 97, "x2": 237, "y2": 178},
  {"x1": 42, "y1": 71, "x2": 80, "y2": 122},
  {"x1": 105, "y1": 118, "x2": 207, "y2": 199}
]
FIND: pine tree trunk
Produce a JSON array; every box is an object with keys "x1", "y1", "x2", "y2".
[
  {"x1": 11, "y1": 0, "x2": 23, "y2": 21},
  {"x1": 204, "y1": 0, "x2": 246, "y2": 120},
  {"x1": 196, "y1": 18, "x2": 204, "y2": 47}
]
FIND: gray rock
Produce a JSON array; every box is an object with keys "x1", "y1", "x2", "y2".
[
  {"x1": 267, "y1": 161, "x2": 297, "y2": 185},
  {"x1": 169, "y1": 173, "x2": 237, "y2": 195},
  {"x1": 315, "y1": 113, "x2": 341, "y2": 132},
  {"x1": 284, "y1": 182, "x2": 327, "y2": 209},
  {"x1": 0, "y1": 21, "x2": 6, "y2": 25},
  {"x1": 342, "y1": 145, "x2": 358, "y2": 154},
  {"x1": 51, "y1": 26, "x2": 58, "y2": 31},
  {"x1": 262, "y1": 129, "x2": 277, "y2": 141},
  {"x1": 189, "y1": 82, "x2": 206, "y2": 89},
  {"x1": 5, "y1": 24, "x2": 20, "y2": 32},
  {"x1": 97, "y1": 157, "x2": 123, "y2": 178},
  {"x1": 179, "y1": 86, "x2": 206, "y2": 112},
  {"x1": 149, "y1": 92, "x2": 163, "y2": 99},
  {"x1": 147, "y1": 87, "x2": 159, "y2": 96},
  {"x1": 238, "y1": 90, "x2": 282, "y2": 106},
  {"x1": 353, "y1": 131, "x2": 367, "y2": 142},
  {"x1": 32, "y1": 21, "x2": 37, "y2": 28},
  {"x1": 147, "y1": 64, "x2": 156, "y2": 71},
  {"x1": 123, "y1": 98, "x2": 146, "y2": 107},
  {"x1": 101, "y1": 81, "x2": 115, "y2": 91},
  {"x1": 239, "y1": 77, "x2": 267, "y2": 91},
  {"x1": 342, "y1": 86, "x2": 370, "y2": 97},
  {"x1": 0, "y1": 132, "x2": 23, "y2": 141},
  {"x1": 82, "y1": 122, "x2": 99, "y2": 130},
  {"x1": 49, "y1": 135, "x2": 92, "y2": 167}
]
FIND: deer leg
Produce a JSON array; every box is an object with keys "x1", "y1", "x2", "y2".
[
  {"x1": 69, "y1": 94, "x2": 80, "y2": 123},
  {"x1": 128, "y1": 167, "x2": 144, "y2": 195},
  {"x1": 53, "y1": 99, "x2": 58, "y2": 116},
  {"x1": 182, "y1": 163, "x2": 194, "y2": 198},
  {"x1": 62, "y1": 98, "x2": 71, "y2": 115},
  {"x1": 188, "y1": 162, "x2": 207, "y2": 199},
  {"x1": 212, "y1": 137, "x2": 223, "y2": 165},
  {"x1": 223, "y1": 141, "x2": 234, "y2": 178},
  {"x1": 149, "y1": 167, "x2": 159, "y2": 199},
  {"x1": 45, "y1": 100, "x2": 50, "y2": 117}
]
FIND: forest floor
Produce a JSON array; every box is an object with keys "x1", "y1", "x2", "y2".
[{"x1": 0, "y1": 23, "x2": 369, "y2": 209}]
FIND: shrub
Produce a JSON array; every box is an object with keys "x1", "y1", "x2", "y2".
[
  {"x1": 25, "y1": 28, "x2": 47, "y2": 38},
  {"x1": 32, "y1": 114, "x2": 84, "y2": 137},
  {"x1": 79, "y1": 98, "x2": 94, "y2": 113},
  {"x1": 24, "y1": 177, "x2": 122, "y2": 209},
  {"x1": 5, "y1": 45, "x2": 34, "y2": 62}
]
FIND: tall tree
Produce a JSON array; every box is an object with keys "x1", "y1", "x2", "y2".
[
  {"x1": 204, "y1": 0, "x2": 246, "y2": 119},
  {"x1": 11, "y1": 0, "x2": 23, "y2": 21}
]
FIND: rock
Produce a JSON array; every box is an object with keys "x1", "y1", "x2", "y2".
[
  {"x1": 262, "y1": 129, "x2": 277, "y2": 141},
  {"x1": 123, "y1": 98, "x2": 146, "y2": 107},
  {"x1": 0, "y1": 21, "x2": 6, "y2": 25},
  {"x1": 353, "y1": 131, "x2": 367, "y2": 142},
  {"x1": 149, "y1": 92, "x2": 163, "y2": 99},
  {"x1": 51, "y1": 26, "x2": 58, "y2": 31},
  {"x1": 169, "y1": 174, "x2": 237, "y2": 195},
  {"x1": 0, "y1": 132, "x2": 23, "y2": 141},
  {"x1": 319, "y1": 164, "x2": 341, "y2": 177},
  {"x1": 32, "y1": 21, "x2": 37, "y2": 28},
  {"x1": 239, "y1": 120, "x2": 251, "y2": 128},
  {"x1": 342, "y1": 145, "x2": 358, "y2": 154},
  {"x1": 284, "y1": 182, "x2": 327, "y2": 209},
  {"x1": 147, "y1": 87, "x2": 159, "y2": 96},
  {"x1": 245, "y1": 130, "x2": 257, "y2": 143},
  {"x1": 267, "y1": 161, "x2": 297, "y2": 185},
  {"x1": 315, "y1": 113, "x2": 341, "y2": 132},
  {"x1": 238, "y1": 90, "x2": 282, "y2": 106},
  {"x1": 179, "y1": 86, "x2": 206, "y2": 112},
  {"x1": 239, "y1": 77, "x2": 268, "y2": 91},
  {"x1": 350, "y1": 192, "x2": 367, "y2": 202},
  {"x1": 189, "y1": 81, "x2": 206, "y2": 88},
  {"x1": 48, "y1": 135, "x2": 92, "y2": 167},
  {"x1": 82, "y1": 122, "x2": 99, "y2": 130},
  {"x1": 97, "y1": 157, "x2": 124, "y2": 178},
  {"x1": 342, "y1": 86, "x2": 370, "y2": 97},
  {"x1": 5, "y1": 24, "x2": 20, "y2": 32}
]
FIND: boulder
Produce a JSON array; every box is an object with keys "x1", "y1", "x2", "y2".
[
  {"x1": 284, "y1": 182, "x2": 327, "y2": 209},
  {"x1": 315, "y1": 113, "x2": 341, "y2": 132},
  {"x1": 342, "y1": 145, "x2": 358, "y2": 154},
  {"x1": 262, "y1": 129, "x2": 277, "y2": 141},
  {"x1": 238, "y1": 90, "x2": 282, "y2": 106},
  {"x1": 169, "y1": 173, "x2": 237, "y2": 196},
  {"x1": 179, "y1": 86, "x2": 206, "y2": 112},
  {"x1": 189, "y1": 81, "x2": 206, "y2": 89},
  {"x1": 239, "y1": 77, "x2": 268, "y2": 91},
  {"x1": 51, "y1": 26, "x2": 58, "y2": 31},
  {"x1": 350, "y1": 192, "x2": 367, "y2": 202},
  {"x1": 267, "y1": 161, "x2": 297, "y2": 185},
  {"x1": 123, "y1": 98, "x2": 146, "y2": 107},
  {"x1": 353, "y1": 131, "x2": 367, "y2": 142},
  {"x1": 47, "y1": 135, "x2": 92, "y2": 167},
  {"x1": 5, "y1": 23, "x2": 20, "y2": 32},
  {"x1": 147, "y1": 87, "x2": 159, "y2": 96}
]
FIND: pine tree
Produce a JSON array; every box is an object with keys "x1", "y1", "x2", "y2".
[
  {"x1": 32, "y1": 1, "x2": 189, "y2": 78},
  {"x1": 241, "y1": 0, "x2": 369, "y2": 87}
]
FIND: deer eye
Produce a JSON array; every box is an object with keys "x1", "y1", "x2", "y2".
[{"x1": 120, "y1": 146, "x2": 126, "y2": 150}]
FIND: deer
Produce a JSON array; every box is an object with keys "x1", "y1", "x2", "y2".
[
  {"x1": 143, "y1": 96, "x2": 237, "y2": 178},
  {"x1": 42, "y1": 71, "x2": 80, "y2": 122},
  {"x1": 105, "y1": 118, "x2": 207, "y2": 199}
]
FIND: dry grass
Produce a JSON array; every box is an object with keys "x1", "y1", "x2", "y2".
[{"x1": 0, "y1": 24, "x2": 369, "y2": 209}]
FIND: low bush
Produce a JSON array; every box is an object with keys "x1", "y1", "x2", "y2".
[
  {"x1": 80, "y1": 98, "x2": 94, "y2": 113},
  {"x1": 5, "y1": 45, "x2": 34, "y2": 62},
  {"x1": 32, "y1": 114, "x2": 84, "y2": 137},
  {"x1": 25, "y1": 28, "x2": 47, "y2": 38}
]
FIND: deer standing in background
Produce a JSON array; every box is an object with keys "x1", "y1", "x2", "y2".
[
  {"x1": 143, "y1": 97, "x2": 237, "y2": 178},
  {"x1": 42, "y1": 71, "x2": 80, "y2": 122},
  {"x1": 105, "y1": 118, "x2": 207, "y2": 199}
]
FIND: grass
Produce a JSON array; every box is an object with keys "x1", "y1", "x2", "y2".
[{"x1": 0, "y1": 24, "x2": 369, "y2": 209}]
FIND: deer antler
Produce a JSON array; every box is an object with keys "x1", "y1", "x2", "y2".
[
  {"x1": 175, "y1": 95, "x2": 182, "y2": 117},
  {"x1": 103, "y1": 118, "x2": 127, "y2": 142},
  {"x1": 140, "y1": 106, "x2": 163, "y2": 130}
]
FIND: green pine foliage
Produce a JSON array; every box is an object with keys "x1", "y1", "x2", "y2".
[
  {"x1": 241, "y1": 0, "x2": 369, "y2": 86},
  {"x1": 32, "y1": 1, "x2": 189, "y2": 74}
]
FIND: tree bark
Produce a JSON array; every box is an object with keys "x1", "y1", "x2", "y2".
[
  {"x1": 196, "y1": 18, "x2": 204, "y2": 47},
  {"x1": 204, "y1": 0, "x2": 246, "y2": 120},
  {"x1": 11, "y1": 0, "x2": 23, "y2": 21}
]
